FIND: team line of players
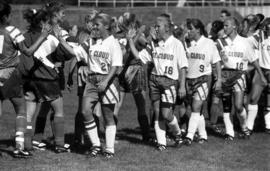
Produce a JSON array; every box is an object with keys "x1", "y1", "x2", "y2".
[{"x1": 0, "y1": 1, "x2": 269, "y2": 159}]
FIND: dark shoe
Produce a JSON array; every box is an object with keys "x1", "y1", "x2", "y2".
[
  {"x1": 86, "y1": 146, "x2": 102, "y2": 157},
  {"x1": 32, "y1": 140, "x2": 46, "y2": 151},
  {"x1": 183, "y1": 137, "x2": 192, "y2": 146},
  {"x1": 13, "y1": 149, "x2": 33, "y2": 158},
  {"x1": 54, "y1": 144, "x2": 71, "y2": 153},
  {"x1": 198, "y1": 138, "x2": 207, "y2": 144},
  {"x1": 224, "y1": 134, "x2": 234, "y2": 141},
  {"x1": 103, "y1": 150, "x2": 114, "y2": 159},
  {"x1": 156, "y1": 144, "x2": 167, "y2": 151},
  {"x1": 238, "y1": 130, "x2": 251, "y2": 139},
  {"x1": 174, "y1": 134, "x2": 183, "y2": 147},
  {"x1": 265, "y1": 128, "x2": 270, "y2": 134}
]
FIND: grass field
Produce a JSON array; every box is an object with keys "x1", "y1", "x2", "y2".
[{"x1": 0, "y1": 87, "x2": 269, "y2": 171}]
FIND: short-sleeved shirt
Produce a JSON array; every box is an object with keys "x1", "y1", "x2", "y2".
[
  {"x1": 76, "y1": 35, "x2": 123, "y2": 74},
  {"x1": 249, "y1": 30, "x2": 270, "y2": 70},
  {"x1": 216, "y1": 35, "x2": 257, "y2": 71},
  {"x1": 138, "y1": 35, "x2": 188, "y2": 80},
  {"x1": 0, "y1": 26, "x2": 24, "y2": 69},
  {"x1": 186, "y1": 36, "x2": 221, "y2": 79}
]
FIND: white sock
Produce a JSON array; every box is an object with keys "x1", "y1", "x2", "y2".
[
  {"x1": 186, "y1": 112, "x2": 200, "y2": 140},
  {"x1": 246, "y1": 104, "x2": 258, "y2": 130},
  {"x1": 105, "y1": 125, "x2": 116, "y2": 154},
  {"x1": 198, "y1": 115, "x2": 207, "y2": 140},
  {"x1": 85, "y1": 120, "x2": 101, "y2": 147},
  {"x1": 15, "y1": 131, "x2": 24, "y2": 150},
  {"x1": 265, "y1": 112, "x2": 270, "y2": 129},
  {"x1": 238, "y1": 108, "x2": 247, "y2": 131},
  {"x1": 154, "y1": 121, "x2": 166, "y2": 146},
  {"x1": 167, "y1": 116, "x2": 181, "y2": 136},
  {"x1": 223, "y1": 112, "x2": 234, "y2": 137}
]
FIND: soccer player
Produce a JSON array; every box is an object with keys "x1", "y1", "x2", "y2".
[
  {"x1": 183, "y1": 18, "x2": 222, "y2": 145},
  {"x1": 0, "y1": 1, "x2": 50, "y2": 157},
  {"x1": 22, "y1": 4, "x2": 76, "y2": 153},
  {"x1": 216, "y1": 17, "x2": 266, "y2": 140},
  {"x1": 127, "y1": 13, "x2": 188, "y2": 150},
  {"x1": 115, "y1": 12, "x2": 151, "y2": 142},
  {"x1": 208, "y1": 20, "x2": 226, "y2": 134},
  {"x1": 67, "y1": 10, "x2": 101, "y2": 147},
  {"x1": 220, "y1": 9, "x2": 231, "y2": 22},
  {"x1": 75, "y1": 13, "x2": 123, "y2": 158},
  {"x1": 246, "y1": 18, "x2": 270, "y2": 134}
]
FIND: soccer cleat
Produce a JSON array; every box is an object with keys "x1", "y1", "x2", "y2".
[
  {"x1": 86, "y1": 146, "x2": 102, "y2": 157},
  {"x1": 32, "y1": 140, "x2": 46, "y2": 151},
  {"x1": 156, "y1": 144, "x2": 167, "y2": 151},
  {"x1": 13, "y1": 149, "x2": 33, "y2": 158},
  {"x1": 265, "y1": 128, "x2": 270, "y2": 134},
  {"x1": 54, "y1": 144, "x2": 71, "y2": 153},
  {"x1": 103, "y1": 150, "x2": 114, "y2": 159},
  {"x1": 238, "y1": 130, "x2": 251, "y2": 140},
  {"x1": 224, "y1": 134, "x2": 234, "y2": 141},
  {"x1": 198, "y1": 138, "x2": 207, "y2": 144},
  {"x1": 174, "y1": 134, "x2": 183, "y2": 147},
  {"x1": 183, "y1": 137, "x2": 192, "y2": 146}
]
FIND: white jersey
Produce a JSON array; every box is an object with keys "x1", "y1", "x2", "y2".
[
  {"x1": 75, "y1": 35, "x2": 123, "y2": 74},
  {"x1": 216, "y1": 35, "x2": 257, "y2": 71},
  {"x1": 186, "y1": 36, "x2": 220, "y2": 79},
  {"x1": 248, "y1": 31, "x2": 270, "y2": 70},
  {"x1": 138, "y1": 35, "x2": 188, "y2": 80}
]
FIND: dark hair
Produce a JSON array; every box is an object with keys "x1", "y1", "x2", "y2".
[
  {"x1": 211, "y1": 20, "x2": 224, "y2": 34},
  {"x1": 23, "y1": 8, "x2": 49, "y2": 31},
  {"x1": 173, "y1": 26, "x2": 184, "y2": 39},
  {"x1": 0, "y1": 1, "x2": 11, "y2": 24},
  {"x1": 45, "y1": 1, "x2": 64, "y2": 20},
  {"x1": 256, "y1": 13, "x2": 265, "y2": 23},
  {"x1": 159, "y1": 13, "x2": 173, "y2": 29},
  {"x1": 221, "y1": 9, "x2": 231, "y2": 17},
  {"x1": 186, "y1": 18, "x2": 207, "y2": 37}
]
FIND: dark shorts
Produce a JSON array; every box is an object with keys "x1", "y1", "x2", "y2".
[
  {"x1": 25, "y1": 79, "x2": 62, "y2": 102},
  {"x1": 83, "y1": 74, "x2": 120, "y2": 104},
  {"x1": 215, "y1": 69, "x2": 246, "y2": 96},
  {"x1": 0, "y1": 68, "x2": 23, "y2": 100},
  {"x1": 119, "y1": 65, "x2": 146, "y2": 93},
  {"x1": 186, "y1": 75, "x2": 212, "y2": 102},
  {"x1": 252, "y1": 68, "x2": 270, "y2": 88},
  {"x1": 148, "y1": 74, "x2": 178, "y2": 104}
]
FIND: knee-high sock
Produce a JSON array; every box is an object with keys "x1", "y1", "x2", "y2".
[
  {"x1": 105, "y1": 125, "x2": 116, "y2": 153},
  {"x1": 246, "y1": 104, "x2": 258, "y2": 130},
  {"x1": 186, "y1": 112, "x2": 200, "y2": 140},
  {"x1": 74, "y1": 112, "x2": 84, "y2": 141},
  {"x1": 198, "y1": 115, "x2": 207, "y2": 140},
  {"x1": 24, "y1": 122, "x2": 33, "y2": 149},
  {"x1": 154, "y1": 121, "x2": 166, "y2": 146},
  {"x1": 265, "y1": 112, "x2": 270, "y2": 129},
  {"x1": 84, "y1": 120, "x2": 100, "y2": 147},
  {"x1": 15, "y1": 115, "x2": 26, "y2": 149},
  {"x1": 167, "y1": 116, "x2": 181, "y2": 136},
  {"x1": 223, "y1": 112, "x2": 234, "y2": 137},
  {"x1": 53, "y1": 116, "x2": 65, "y2": 146},
  {"x1": 34, "y1": 116, "x2": 47, "y2": 142},
  {"x1": 238, "y1": 108, "x2": 247, "y2": 131}
]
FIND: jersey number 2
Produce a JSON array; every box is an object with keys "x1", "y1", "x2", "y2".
[{"x1": 0, "y1": 35, "x2": 4, "y2": 54}]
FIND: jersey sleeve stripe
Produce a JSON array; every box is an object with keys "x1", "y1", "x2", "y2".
[{"x1": 5, "y1": 26, "x2": 16, "y2": 33}]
